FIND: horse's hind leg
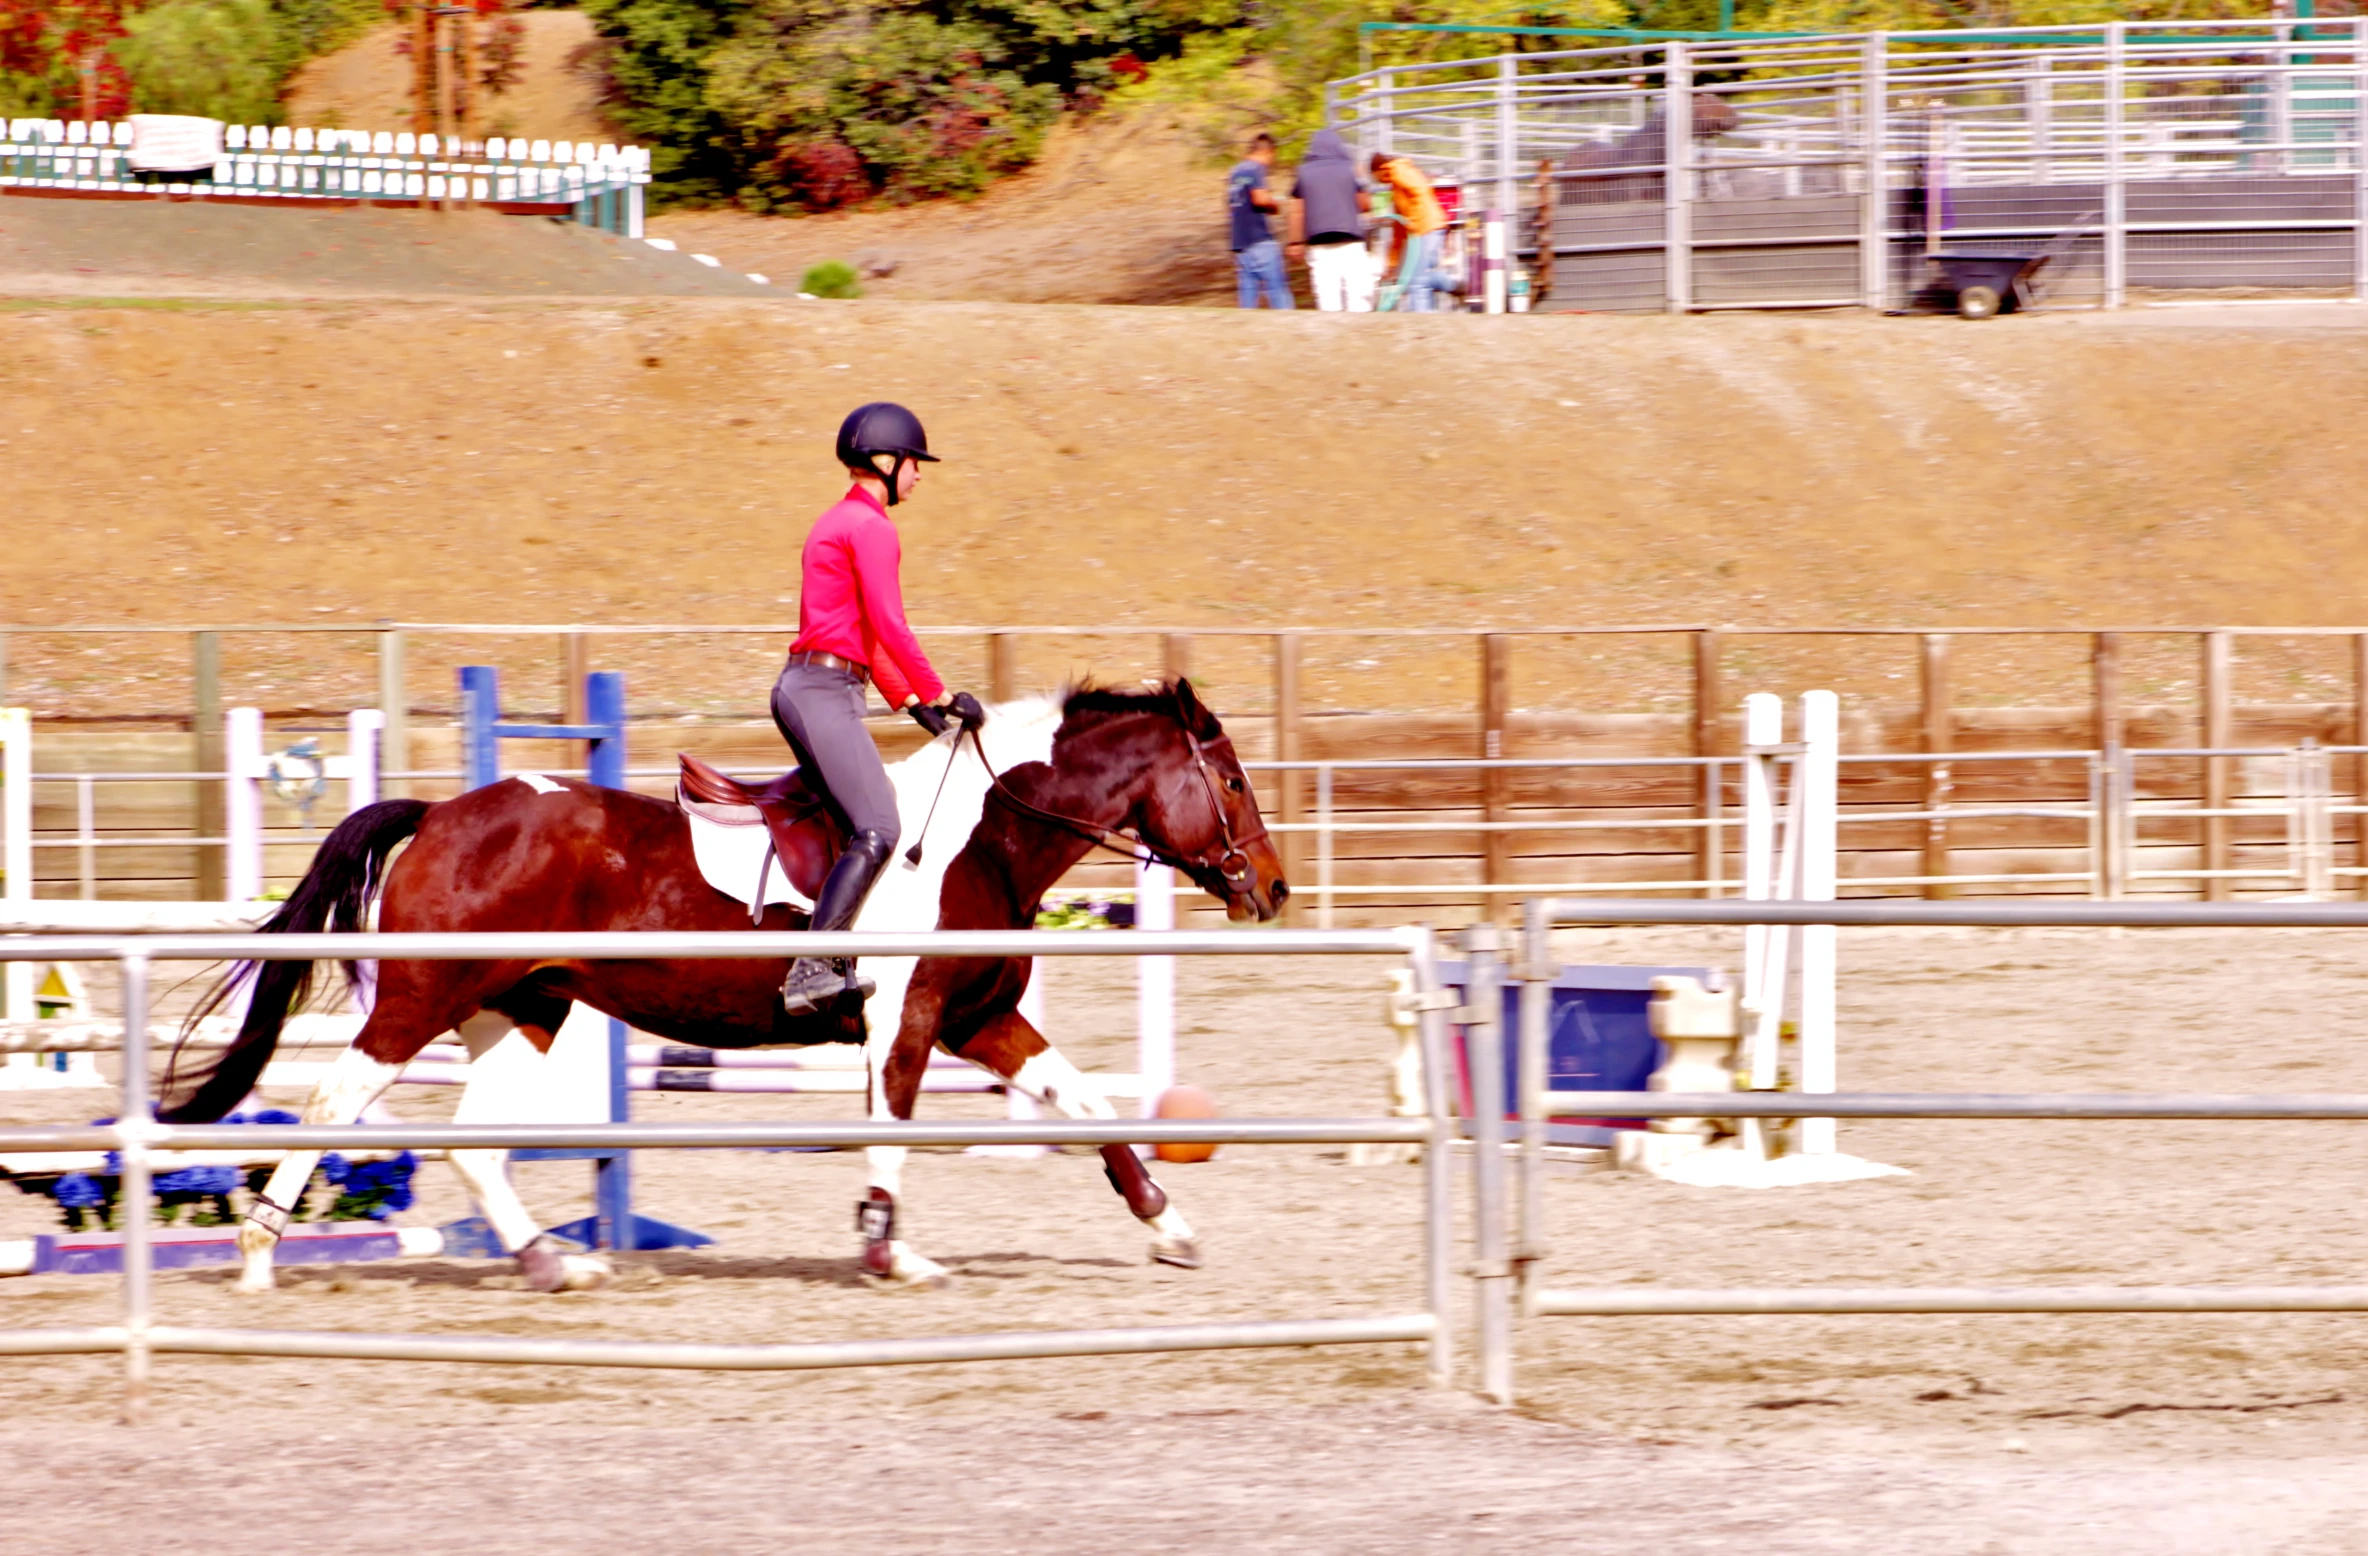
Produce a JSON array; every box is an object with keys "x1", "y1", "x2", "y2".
[
  {"x1": 962, "y1": 1008, "x2": 1202, "y2": 1270},
  {"x1": 234, "y1": 1026, "x2": 422, "y2": 1294},
  {"x1": 445, "y1": 1004, "x2": 611, "y2": 1294}
]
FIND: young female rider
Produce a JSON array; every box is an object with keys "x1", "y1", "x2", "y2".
[{"x1": 774, "y1": 402, "x2": 984, "y2": 1016}]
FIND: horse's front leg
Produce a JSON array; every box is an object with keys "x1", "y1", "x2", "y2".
[
  {"x1": 964, "y1": 1008, "x2": 1203, "y2": 1271},
  {"x1": 860, "y1": 1001, "x2": 951, "y2": 1288}
]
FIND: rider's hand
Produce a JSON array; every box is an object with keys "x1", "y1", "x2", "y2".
[
  {"x1": 908, "y1": 702, "x2": 951, "y2": 737},
  {"x1": 947, "y1": 691, "x2": 986, "y2": 730}
]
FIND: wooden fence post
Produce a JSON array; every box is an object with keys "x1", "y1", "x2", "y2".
[
  {"x1": 1162, "y1": 634, "x2": 1193, "y2": 685},
  {"x1": 1273, "y1": 633, "x2": 1304, "y2": 920},
  {"x1": 2092, "y1": 632, "x2": 2121, "y2": 899},
  {"x1": 562, "y1": 633, "x2": 590, "y2": 725},
  {"x1": 377, "y1": 627, "x2": 407, "y2": 802},
  {"x1": 988, "y1": 632, "x2": 1018, "y2": 704},
  {"x1": 1482, "y1": 633, "x2": 1512, "y2": 918},
  {"x1": 1922, "y1": 633, "x2": 1954, "y2": 898},
  {"x1": 193, "y1": 631, "x2": 223, "y2": 900},
  {"x1": 1693, "y1": 629, "x2": 1721, "y2": 895},
  {"x1": 2203, "y1": 629, "x2": 2232, "y2": 901}
]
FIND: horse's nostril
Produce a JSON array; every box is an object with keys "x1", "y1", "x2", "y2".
[{"x1": 1271, "y1": 879, "x2": 1291, "y2": 903}]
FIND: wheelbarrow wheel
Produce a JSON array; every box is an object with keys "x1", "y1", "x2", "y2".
[{"x1": 1957, "y1": 284, "x2": 2002, "y2": 320}]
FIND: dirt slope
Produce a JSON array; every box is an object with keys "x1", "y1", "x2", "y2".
[
  {"x1": 4, "y1": 294, "x2": 2368, "y2": 717},
  {"x1": 285, "y1": 10, "x2": 614, "y2": 146}
]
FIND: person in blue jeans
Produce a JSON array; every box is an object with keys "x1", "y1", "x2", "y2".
[{"x1": 1227, "y1": 133, "x2": 1293, "y2": 309}]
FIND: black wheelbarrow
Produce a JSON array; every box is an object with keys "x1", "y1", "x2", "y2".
[
  {"x1": 1926, "y1": 251, "x2": 2049, "y2": 319},
  {"x1": 1920, "y1": 208, "x2": 2100, "y2": 320}
]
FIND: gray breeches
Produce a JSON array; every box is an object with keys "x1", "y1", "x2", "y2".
[{"x1": 770, "y1": 662, "x2": 903, "y2": 846}]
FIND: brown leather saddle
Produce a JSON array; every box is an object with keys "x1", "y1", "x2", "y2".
[{"x1": 675, "y1": 754, "x2": 845, "y2": 905}]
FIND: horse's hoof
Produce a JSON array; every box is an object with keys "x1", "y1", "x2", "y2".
[
  {"x1": 233, "y1": 1267, "x2": 277, "y2": 1295},
  {"x1": 863, "y1": 1240, "x2": 950, "y2": 1289},
  {"x1": 558, "y1": 1253, "x2": 613, "y2": 1292},
  {"x1": 1151, "y1": 1236, "x2": 1203, "y2": 1270},
  {"x1": 517, "y1": 1237, "x2": 575, "y2": 1293}
]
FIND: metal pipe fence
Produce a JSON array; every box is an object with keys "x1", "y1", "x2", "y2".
[
  {"x1": 1331, "y1": 18, "x2": 2368, "y2": 313},
  {"x1": 0, "y1": 927, "x2": 1466, "y2": 1421},
  {"x1": 1454, "y1": 894, "x2": 2368, "y2": 1406}
]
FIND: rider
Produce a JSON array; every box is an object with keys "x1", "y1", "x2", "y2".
[{"x1": 774, "y1": 402, "x2": 983, "y2": 1017}]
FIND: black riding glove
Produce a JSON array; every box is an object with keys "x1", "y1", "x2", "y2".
[
  {"x1": 948, "y1": 691, "x2": 987, "y2": 730},
  {"x1": 908, "y1": 702, "x2": 951, "y2": 737}
]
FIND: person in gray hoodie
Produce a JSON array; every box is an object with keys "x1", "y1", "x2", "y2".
[{"x1": 1288, "y1": 128, "x2": 1374, "y2": 312}]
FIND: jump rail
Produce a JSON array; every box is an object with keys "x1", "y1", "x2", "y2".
[
  {"x1": 0, "y1": 926, "x2": 1462, "y2": 1423},
  {"x1": 1446, "y1": 895, "x2": 2368, "y2": 1408}
]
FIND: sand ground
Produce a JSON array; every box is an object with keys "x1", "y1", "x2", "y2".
[{"x1": 3, "y1": 928, "x2": 2366, "y2": 1551}]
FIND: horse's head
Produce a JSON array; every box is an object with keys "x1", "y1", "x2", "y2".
[{"x1": 1052, "y1": 679, "x2": 1289, "y2": 923}]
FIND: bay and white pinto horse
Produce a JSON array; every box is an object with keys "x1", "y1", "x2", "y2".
[{"x1": 159, "y1": 681, "x2": 1287, "y2": 1293}]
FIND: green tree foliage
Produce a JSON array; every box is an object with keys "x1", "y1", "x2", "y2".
[
  {"x1": 1, "y1": 0, "x2": 379, "y2": 124},
  {"x1": 115, "y1": 0, "x2": 290, "y2": 122},
  {"x1": 588, "y1": 0, "x2": 2285, "y2": 210}
]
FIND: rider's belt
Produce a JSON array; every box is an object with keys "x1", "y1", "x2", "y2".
[{"x1": 787, "y1": 650, "x2": 869, "y2": 685}]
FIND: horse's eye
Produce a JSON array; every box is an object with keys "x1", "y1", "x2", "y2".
[{"x1": 1225, "y1": 776, "x2": 1245, "y2": 794}]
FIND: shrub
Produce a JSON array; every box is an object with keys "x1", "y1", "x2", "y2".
[{"x1": 800, "y1": 259, "x2": 862, "y2": 298}]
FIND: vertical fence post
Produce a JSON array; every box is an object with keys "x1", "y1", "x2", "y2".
[
  {"x1": 1797, "y1": 690, "x2": 1840, "y2": 1156},
  {"x1": 1376, "y1": 69, "x2": 1396, "y2": 159},
  {"x1": 117, "y1": 950, "x2": 153, "y2": 1425},
  {"x1": 2104, "y1": 21, "x2": 2127, "y2": 309},
  {"x1": 2354, "y1": 17, "x2": 2368, "y2": 303},
  {"x1": 1740, "y1": 692, "x2": 1783, "y2": 1092},
  {"x1": 1405, "y1": 926, "x2": 1456, "y2": 1390},
  {"x1": 376, "y1": 626, "x2": 407, "y2": 801},
  {"x1": 346, "y1": 709, "x2": 383, "y2": 811},
  {"x1": 1461, "y1": 922, "x2": 1514, "y2": 1406},
  {"x1": 1694, "y1": 629, "x2": 1723, "y2": 896},
  {"x1": 193, "y1": 631, "x2": 223, "y2": 900},
  {"x1": 1492, "y1": 55, "x2": 1517, "y2": 314},
  {"x1": 2204, "y1": 630, "x2": 2233, "y2": 900},
  {"x1": 1664, "y1": 40, "x2": 1692, "y2": 314},
  {"x1": 2354, "y1": 631, "x2": 2368, "y2": 898},
  {"x1": 1135, "y1": 858, "x2": 1175, "y2": 1115},
  {"x1": 1515, "y1": 898, "x2": 1550, "y2": 1318},
  {"x1": 2093, "y1": 631, "x2": 2123, "y2": 899},
  {"x1": 988, "y1": 632, "x2": 1019, "y2": 704},
  {"x1": 1161, "y1": 633, "x2": 1193, "y2": 685},
  {"x1": 562, "y1": 632, "x2": 590, "y2": 726},
  {"x1": 1860, "y1": 32, "x2": 1890, "y2": 311},
  {"x1": 1317, "y1": 764, "x2": 1335, "y2": 929},
  {"x1": 224, "y1": 707, "x2": 262, "y2": 904},
  {"x1": 1481, "y1": 633, "x2": 1511, "y2": 918},
  {"x1": 1, "y1": 707, "x2": 30, "y2": 1022},
  {"x1": 1921, "y1": 634, "x2": 1953, "y2": 898},
  {"x1": 1274, "y1": 633, "x2": 1303, "y2": 920}
]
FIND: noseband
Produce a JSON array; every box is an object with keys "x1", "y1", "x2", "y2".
[{"x1": 963, "y1": 714, "x2": 1269, "y2": 891}]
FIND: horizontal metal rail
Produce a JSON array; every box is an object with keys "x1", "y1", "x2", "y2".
[
  {"x1": 1538, "y1": 898, "x2": 2368, "y2": 928},
  {"x1": 0, "y1": 928, "x2": 1413, "y2": 963},
  {"x1": 0, "y1": 1117, "x2": 1435, "y2": 1155},
  {"x1": 1535, "y1": 1287, "x2": 2368, "y2": 1317},
  {"x1": 1535, "y1": 1092, "x2": 2368, "y2": 1120},
  {"x1": 0, "y1": 1315, "x2": 1436, "y2": 1370}
]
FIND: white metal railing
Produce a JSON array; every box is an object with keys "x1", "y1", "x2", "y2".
[
  {"x1": 0, "y1": 926, "x2": 1464, "y2": 1419},
  {"x1": 1454, "y1": 895, "x2": 2368, "y2": 1407},
  {"x1": 1331, "y1": 18, "x2": 2368, "y2": 311}
]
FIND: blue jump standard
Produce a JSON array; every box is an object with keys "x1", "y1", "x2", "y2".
[{"x1": 453, "y1": 663, "x2": 713, "y2": 1257}]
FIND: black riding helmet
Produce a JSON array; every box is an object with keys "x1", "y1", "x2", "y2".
[{"x1": 836, "y1": 402, "x2": 939, "y2": 508}]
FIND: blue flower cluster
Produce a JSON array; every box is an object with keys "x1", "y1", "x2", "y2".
[
  {"x1": 33, "y1": 1112, "x2": 418, "y2": 1230},
  {"x1": 320, "y1": 1151, "x2": 420, "y2": 1220}
]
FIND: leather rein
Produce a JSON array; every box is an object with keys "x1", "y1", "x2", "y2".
[{"x1": 957, "y1": 715, "x2": 1268, "y2": 891}]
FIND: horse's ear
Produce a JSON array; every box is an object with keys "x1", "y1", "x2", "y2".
[{"x1": 1172, "y1": 677, "x2": 1215, "y2": 736}]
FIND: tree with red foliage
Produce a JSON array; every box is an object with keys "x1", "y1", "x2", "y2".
[{"x1": 0, "y1": 0, "x2": 137, "y2": 119}]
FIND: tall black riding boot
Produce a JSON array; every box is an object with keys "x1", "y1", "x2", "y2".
[{"x1": 782, "y1": 830, "x2": 895, "y2": 1017}]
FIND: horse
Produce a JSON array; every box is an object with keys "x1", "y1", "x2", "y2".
[
  {"x1": 1557, "y1": 92, "x2": 1742, "y2": 205},
  {"x1": 160, "y1": 679, "x2": 1288, "y2": 1294}
]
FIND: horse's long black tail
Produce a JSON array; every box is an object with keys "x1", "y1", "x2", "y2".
[{"x1": 158, "y1": 798, "x2": 432, "y2": 1125}]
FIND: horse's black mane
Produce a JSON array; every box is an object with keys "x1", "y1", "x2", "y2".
[{"x1": 1059, "y1": 679, "x2": 1221, "y2": 740}]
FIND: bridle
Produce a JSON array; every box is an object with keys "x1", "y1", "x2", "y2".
[{"x1": 959, "y1": 710, "x2": 1270, "y2": 894}]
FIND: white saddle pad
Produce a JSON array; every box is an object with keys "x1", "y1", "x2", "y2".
[{"x1": 683, "y1": 802, "x2": 814, "y2": 911}]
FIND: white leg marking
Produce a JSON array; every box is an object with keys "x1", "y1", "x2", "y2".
[
  {"x1": 1008, "y1": 1049, "x2": 1198, "y2": 1263},
  {"x1": 235, "y1": 1046, "x2": 402, "y2": 1294},
  {"x1": 446, "y1": 1148, "x2": 546, "y2": 1254}
]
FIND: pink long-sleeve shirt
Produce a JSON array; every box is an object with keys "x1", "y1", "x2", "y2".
[{"x1": 790, "y1": 485, "x2": 944, "y2": 708}]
